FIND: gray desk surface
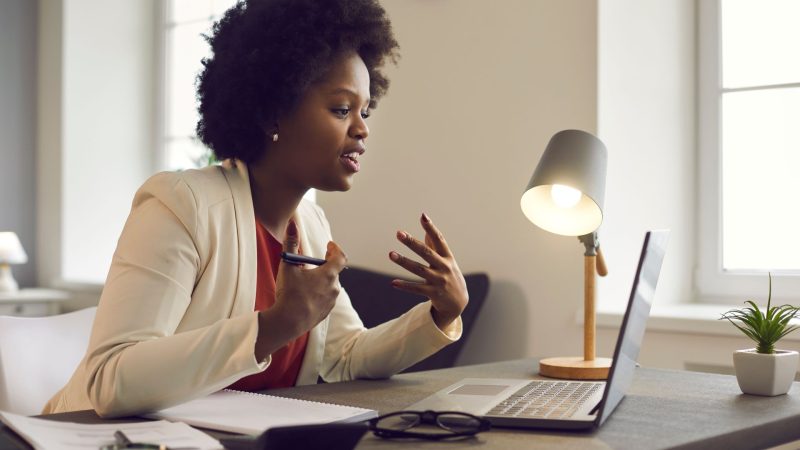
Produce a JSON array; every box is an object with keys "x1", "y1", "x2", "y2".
[{"x1": 7, "y1": 358, "x2": 800, "y2": 449}]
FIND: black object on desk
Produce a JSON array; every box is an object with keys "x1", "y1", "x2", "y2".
[
  {"x1": 218, "y1": 422, "x2": 368, "y2": 450},
  {"x1": 0, "y1": 425, "x2": 29, "y2": 450}
]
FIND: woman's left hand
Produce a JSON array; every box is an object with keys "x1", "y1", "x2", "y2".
[{"x1": 389, "y1": 213, "x2": 469, "y2": 330}]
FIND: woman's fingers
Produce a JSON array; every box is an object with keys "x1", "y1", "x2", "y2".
[
  {"x1": 322, "y1": 241, "x2": 348, "y2": 274},
  {"x1": 389, "y1": 250, "x2": 438, "y2": 281},
  {"x1": 387, "y1": 213, "x2": 468, "y2": 329},
  {"x1": 283, "y1": 219, "x2": 300, "y2": 253},
  {"x1": 395, "y1": 230, "x2": 446, "y2": 269},
  {"x1": 420, "y1": 213, "x2": 452, "y2": 258},
  {"x1": 390, "y1": 278, "x2": 435, "y2": 297}
]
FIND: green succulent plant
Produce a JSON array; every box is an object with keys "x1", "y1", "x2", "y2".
[{"x1": 720, "y1": 273, "x2": 800, "y2": 354}]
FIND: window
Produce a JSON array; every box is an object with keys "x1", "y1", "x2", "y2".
[
  {"x1": 162, "y1": 0, "x2": 318, "y2": 200},
  {"x1": 697, "y1": 0, "x2": 800, "y2": 301},
  {"x1": 50, "y1": 1, "x2": 239, "y2": 288},
  {"x1": 162, "y1": 0, "x2": 236, "y2": 170},
  {"x1": 53, "y1": 1, "x2": 159, "y2": 287}
]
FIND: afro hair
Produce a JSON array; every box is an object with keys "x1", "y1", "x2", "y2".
[{"x1": 196, "y1": 0, "x2": 399, "y2": 163}]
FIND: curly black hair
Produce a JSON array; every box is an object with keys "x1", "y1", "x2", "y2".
[{"x1": 196, "y1": 0, "x2": 399, "y2": 164}]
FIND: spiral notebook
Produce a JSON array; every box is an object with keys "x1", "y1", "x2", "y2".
[{"x1": 146, "y1": 389, "x2": 377, "y2": 435}]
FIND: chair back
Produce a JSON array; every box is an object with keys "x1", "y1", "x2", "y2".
[
  {"x1": 0, "y1": 307, "x2": 96, "y2": 415},
  {"x1": 339, "y1": 267, "x2": 489, "y2": 373}
]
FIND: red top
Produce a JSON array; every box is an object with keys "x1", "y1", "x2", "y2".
[{"x1": 227, "y1": 221, "x2": 310, "y2": 391}]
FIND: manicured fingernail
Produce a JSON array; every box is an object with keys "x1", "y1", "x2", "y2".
[
  {"x1": 397, "y1": 231, "x2": 407, "y2": 240},
  {"x1": 287, "y1": 220, "x2": 298, "y2": 237},
  {"x1": 389, "y1": 251, "x2": 400, "y2": 261},
  {"x1": 421, "y1": 213, "x2": 430, "y2": 223}
]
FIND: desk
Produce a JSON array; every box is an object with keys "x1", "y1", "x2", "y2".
[
  {"x1": 5, "y1": 358, "x2": 800, "y2": 449},
  {"x1": 0, "y1": 288, "x2": 70, "y2": 316}
]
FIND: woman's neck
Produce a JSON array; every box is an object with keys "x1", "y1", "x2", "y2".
[{"x1": 247, "y1": 161, "x2": 307, "y2": 241}]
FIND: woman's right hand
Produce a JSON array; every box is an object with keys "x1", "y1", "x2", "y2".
[{"x1": 255, "y1": 220, "x2": 347, "y2": 360}]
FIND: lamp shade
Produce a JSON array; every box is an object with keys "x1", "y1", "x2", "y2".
[
  {"x1": 0, "y1": 232, "x2": 28, "y2": 264},
  {"x1": 520, "y1": 130, "x2": 607, "y2": 236}
]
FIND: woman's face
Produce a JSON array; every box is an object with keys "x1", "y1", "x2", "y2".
[{"x1": 268, "y1": 52, "x2": 371, "y2": 192}]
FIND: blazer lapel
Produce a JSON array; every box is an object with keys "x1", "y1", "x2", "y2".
[{"x1": 220, "y1": 160, "x2": 258, "y2": 318}]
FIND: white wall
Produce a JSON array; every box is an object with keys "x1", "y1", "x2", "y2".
[
  {"x1": 62, "y1": 0, "x2": 158, "y2": 283},
  {"x1": 595, "y1": 0, "x2": 800, "y2": 373},
  {"x1": 37, "y1": 0, "x2": 64, "y2": 289},
  {"x1": 597, "y1": 0, "x2": 696, "y2": 311},
  {"x1": 38, "y1": 0, "x2": 158, "y2": 288},
  {"x1": 1, "y1": 0, "x2": 38, "y2": 288},
  {"x1": 319, "y1": 0, "x2": 601, "y2": 364}
]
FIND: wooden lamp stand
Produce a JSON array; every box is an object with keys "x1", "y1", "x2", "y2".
[{"x1": 539, "y1": 232, "x2": 611, "y2": 380}]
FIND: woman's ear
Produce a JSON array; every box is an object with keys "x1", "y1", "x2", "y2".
[{"x1": 260, "y1": 122, "x2": 280, "y2": 143}]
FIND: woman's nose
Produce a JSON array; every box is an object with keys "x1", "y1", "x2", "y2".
[{"x1": 351, "y1": 116, "x2": 369, "y2": 141}]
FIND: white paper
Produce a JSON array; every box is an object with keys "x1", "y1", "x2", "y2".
[
  {"x1": 0, "y1": 411, "x2": 222, "y2": 450},
  {"x1": 148, "y1": 389, "x2": 378, "y2": 435}
]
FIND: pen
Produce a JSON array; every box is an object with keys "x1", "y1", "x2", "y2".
[
  {"x1": 111, "y1": 430, "x2": 168, "y2": 450},
  {"x1": 114, "y1": 430, "x2": 133, "y2": 448},
  {"x1": 280, "y1": 252, "x2": 327, "y2": 266}
]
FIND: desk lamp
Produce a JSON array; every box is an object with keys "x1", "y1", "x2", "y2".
[
  {"x1": 520, "y1": 129, "x2": 610, "y2": 380},
  {"x1": 0, "y1": 232, "x2": 28, "y2": 293}
]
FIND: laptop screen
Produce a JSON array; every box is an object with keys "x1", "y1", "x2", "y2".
[{"x1": 597, "y1": 230, "x2": 669, "y2": 426}]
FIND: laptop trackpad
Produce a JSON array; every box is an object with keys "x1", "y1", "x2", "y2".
[
  {"x1": 449, "y1": 385, "x2": 510, "y2": 396},
  {"x1": 405, "y1": 379, "x2": 532, "y2": 414}
]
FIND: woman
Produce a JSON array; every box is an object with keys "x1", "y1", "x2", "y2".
[{"x1": 45, "y1": 0, "x2": 468, "y2": 417}]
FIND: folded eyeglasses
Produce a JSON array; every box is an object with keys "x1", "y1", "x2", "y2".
[{"x1": 368, "y1": 410, "x2": 491, "y2": 440}]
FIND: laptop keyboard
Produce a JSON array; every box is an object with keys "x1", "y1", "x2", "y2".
[{"x1": 487, "y1": 381, "x2": 603, "y2": 419}]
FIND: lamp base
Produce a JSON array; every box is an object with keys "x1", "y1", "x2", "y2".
[
  {"x1": 0, "y1": 264, "x2": 19, "y2": 293},
  {"x1": 539, "y1": 356, "x2": 612, "y2": 380}
]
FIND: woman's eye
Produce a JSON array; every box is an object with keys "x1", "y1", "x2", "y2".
[{"x1": 332, "y1": 108, "x2": 350, "y2": 118}]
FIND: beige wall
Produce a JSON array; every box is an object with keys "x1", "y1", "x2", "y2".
[
  {"x1": 318, "y1": 0, "x2": 601, "y2": 364},
  {"x1": 320, "y1": 0, "x2": 708, "y2": 370},
  {"x1": 36, "y1": 0, "x2": 767, "y2": 374}
]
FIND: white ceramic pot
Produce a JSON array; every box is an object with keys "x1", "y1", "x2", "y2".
[{"x1": 732, "y1": 349, "x2": 799, "y2": 396}]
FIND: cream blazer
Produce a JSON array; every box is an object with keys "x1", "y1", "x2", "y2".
[{"x1": 44, "y1": 160, "x2": 461, "y2": 417}]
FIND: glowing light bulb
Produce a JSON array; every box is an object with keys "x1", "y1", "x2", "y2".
[{"x1": 550, "y1": 184, "x2": 582, "y2": 208}]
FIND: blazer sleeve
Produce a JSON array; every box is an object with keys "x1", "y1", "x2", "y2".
[
  {"x1": 309, "y1": 206, "x2": 463, "y2": 382},
  {"x1": 83, "y1": 173, "x2": 267, "y2": 418}
]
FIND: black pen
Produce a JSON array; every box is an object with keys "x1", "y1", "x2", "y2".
[
  {"x1": 113, "y1": 430, "x2": 132, "y2": 448},
  {"x1": 281, "y1": 252, "x2": 327, "y2": 266},
  {"x1": 112, "y1": 430, "x2": 168, "y2": 450}
]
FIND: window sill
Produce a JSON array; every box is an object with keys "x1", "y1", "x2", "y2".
[
  {"x1": 50, "y1": 279, "x2": 104, "y2": 294},
  {"x1": 588, "y1": 302, "x2": 800, "y2": 342},
  {"x1": 47, "y1": 279, "x2": 103, "y2": 311}
]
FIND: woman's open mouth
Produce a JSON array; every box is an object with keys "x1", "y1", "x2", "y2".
[{"x1": 339, "y1": 150, "x2": 362, "y2": 173}]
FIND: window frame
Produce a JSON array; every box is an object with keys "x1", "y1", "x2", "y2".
[
  {"x1": 160, "y1": 2, "x2": 217, "y2": 172},
  {"x1": 159, "y1": 0, "x2": 316, "y2": 200},
  {"x1": 39, "y1": 1, "x2": 162, "y2": 291},
  {"x1": 696, "y1": 0, "x2": 800, "y2": 303}
]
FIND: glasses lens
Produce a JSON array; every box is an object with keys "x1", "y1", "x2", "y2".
[
  {"x1": 436, "y1": 413, "x2": 484, "y2": 433},
  {"x1": 374, "y1": 412, "x2": 422, "y2": 431}
]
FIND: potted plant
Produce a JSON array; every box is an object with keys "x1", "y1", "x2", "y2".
[{"x1": 720, "y1": 273, "x2": 800, "y2": 396}]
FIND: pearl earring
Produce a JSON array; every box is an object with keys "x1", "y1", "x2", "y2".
[{"x1": 272, "y1": 132, "x2": 279, "y2": 142}]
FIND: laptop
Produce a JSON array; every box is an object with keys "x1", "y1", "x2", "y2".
[{"x1": 405, "y1": 230, "x2": 669, "y2": 430}]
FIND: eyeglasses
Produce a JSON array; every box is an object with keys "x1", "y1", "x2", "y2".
[
  {"x1": 368, "y1": 410, "x2": 491, "y2": 440},
  {"x1": 98, "y1": 430, "x2": 168, "y2": 450}
]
